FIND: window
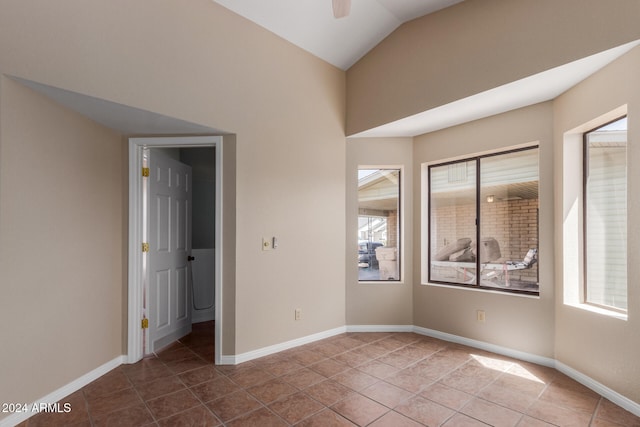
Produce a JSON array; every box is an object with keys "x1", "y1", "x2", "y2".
[
  {"x1": 358, "y1": 169, "x2": 400, "y2": 281},
  {"x1": 584, "y1": 116, "x2": 627, "y2": 312},
  {"x1": 428, "y1": 147, "x2": 539, "y2": 295}
]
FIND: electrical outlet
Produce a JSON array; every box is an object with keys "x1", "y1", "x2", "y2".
[
  {"x1": 262, "y1": 237, "x2": 272, "y2": 251},
  {"x1": 294, "y1": 308, "x2": 301, "y2": 320},
  {"x1": 477, "y1": 310, "x2": 486, "y2": 322}
]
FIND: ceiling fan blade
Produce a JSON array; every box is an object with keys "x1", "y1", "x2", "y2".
[{"x1": 332, "y1": 0, "x2": 351, "y2": 19}]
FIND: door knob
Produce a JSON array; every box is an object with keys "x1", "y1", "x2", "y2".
[{"x1": 187, "y1": 256, "x2": 195, "y2": 261}]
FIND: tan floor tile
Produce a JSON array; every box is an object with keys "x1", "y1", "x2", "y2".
[
  {"x1": 460, "y1": 397, "x2": 523, "y2": 427},
  {"x1": 92, "y1": 403, "x2": 154, "y2": 427},
  {"x1": 507, "y1": 362, "x2": 558, "y2": 385},
  {"x1": 354, "y1": 343, "x2": 393, "y2": 359},
  {"x1": 526, "y1": 399, "x2": 593, "y2": 426},
  {"x1": 82, "y1": 369, "x2": 131, "y2": 399},
  {"x1": 356, "y1": 360, "x2": 400, "y2": 379},
  {"x1": 178, "y1": 365, "x2": 223, "y2": 387},
  {"x1": 86, "y1": 387, "x2": 142, "y2": 418},
  {"x1": 516, "y1": 415, "x2": 558, "y2": 426},
  {"x1": 190, "y1": 376, "x2": 241, "y2": 402},
  {"x1": 395, "y1": 395, "x2": 455, "y2": 426},
  {"x1": 438, "y1": 368, "x2": 497, "y2": 394},
  {"x1": 226, "y1": 365, "x2": 274, "y2": 388},
  {"x1": 332, "y1": 336, "x2": 368, "y2": 351},
  {"x1": 225, "y1": 407, "x2": 287, "y2": 427},
  {"x1": 595, "y1": 398, "x2": 640, "y2": 426},
  {"x1": 306, "y1": 380, "x2": 355, "y2": 406},
  {"x1": 385, "y1": 370, "x2": 432, "y2": 393},
  {"x1": 377, "y1": 352, "x2": 417, "y2": 369},
  {"x1": 206, "y1": 390, "x2": 262, "y2": 422},
  {"x1": 346, "y1": 332, "x2": 391, "y2": 344},
  {"x1": 420, "y1": 382, "x2": 474, "y2": 410},
  {"x1": 146, "y1": 389, "x2": 201, "y2": 420},
  {"x1": 360, "y1": 381, "x2": 413, "y2": 408},
  {"x1": 310, "y1": 358, "x2": 350, "y2": 378},
  {"x1": 268, "y1": 392, "x2": 324, "y2": 424},
  {"x1": 332, "y1": 368, "x2": 379, "y2": 391},
  {"x1": 260, "y1": 358, "x2": 305, "y2": 377},
  {"x1": 331, "y1": 393, "x2": 389, "y2": 426},
  {"x1": 313, "y1": 341, "x2": 349, "y2": 357},
  {"x1": 375, "y1": 337, "x2": 408, "y2": 351},
  {"x1": 442, "y1": 412, "x2": 494, "y2": 426},
  {"x1": 125, "y1": 362, "x2": 174, "y2": 386},
  {"x1": 290, "y1": 349, "x2": 329, "y2": 366},
  {"x1": 491, "y1": 370, "x2": 548, "y2": 397},
  {"x1": 477, "y1": 381, "x2": 539, "y2": 413},
  {"x1": 157, "y1": 404, "x2": 221, "y2": 427},
  {"x1": 136, "y1": 374, "x2": 186, "y2": 401},
  {"x1": 165, "y1": 355, "x2": 210, "y2": 375},
  {"x1": 368, "y1": 410, "x2": 424, "y2": 427},
  {"x1": 281, "y1": 367, "x2": 326, "y2": 390},
  {"x1": 247, "y1": 378, "x2": 297, "y2": 404},
  {"x1": 296, "y1": 408, "x2": 357, "y2": 426},
  {"x1": 539, "y1": 383, "x2": 600, "y2": 413},
  {"x1": 334, "y1": 350, "x2": 373, "y2": 367}
]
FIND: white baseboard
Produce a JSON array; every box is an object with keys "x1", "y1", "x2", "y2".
[
  {"x1": 219, "y1": 326, "x2": 347, "y2": 365},
  {"x1": 412, "y1": 326, "x2": 556, "y2": 368},
  {"x1": 346, "y1": 324, "x2": 414, "y2": 333},
  {"x1": 0, "y1": 356, "x2": 125, "y2": 427},
  {"x1": 556, "y1": 362, "x2": 640, "y2": 417},
  {"x1": 192, "y1": 308, "x2": 215, "y2": 324}
]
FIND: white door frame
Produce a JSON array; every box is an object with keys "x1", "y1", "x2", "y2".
[{"x1": 127, "y1": 136, "x2": 223, "y2": 364}]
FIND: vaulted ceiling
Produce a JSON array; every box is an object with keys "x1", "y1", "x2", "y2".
[{"x1": 211, "y1": 0, "x2": 464, "y2": 70}]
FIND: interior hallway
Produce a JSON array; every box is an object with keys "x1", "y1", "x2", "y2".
[{"x1": 19, "y1": 322, "x2": 640, "y2": 426}]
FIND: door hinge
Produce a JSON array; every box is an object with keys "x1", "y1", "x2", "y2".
[
  {"x1": 142, "y1": 242, "x2": 150, "y2": 253},
  {"x1": 142, "y1": 167, "x2": 150, "y2": 177},
  {"x1": 141, "y1": 318, "x2": 149, "y2": 329}
]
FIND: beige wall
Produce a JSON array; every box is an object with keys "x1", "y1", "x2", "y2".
[
  {"x1": 2, "y1": 0, "x2": 640, "y2": 416},
  {"x1": 346, "y1": 0, "x2": 640, "y2": 135},
  {"x1": 346, "y1": 138, "x2": 413, "y2": 325},
  {"x1": 0, "y1": 77, "x2": 124, "y2": 407},
  {"x1": 554, "y1": 46, "x2": 640, "y2": 404},
  {"x1": 413, "y1": 102, "x2": 555, "y2": 357},
  {"x1": 0, "y1": 0, "x2": 346, "y2": 413}
]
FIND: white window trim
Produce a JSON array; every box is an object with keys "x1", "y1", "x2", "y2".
[
  {"x1": 358, "y1": 164, "x2": 405, "y2": 284},
  {"x1": 420, "y1": 141, "x2": 540, "y2": 298},
  {"x1": 561, "y1": 105, "x2": 628, "y2": 320}
]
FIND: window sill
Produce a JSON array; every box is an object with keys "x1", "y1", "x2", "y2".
[
  {"x1": 359, "y1": 281, "x2": 404, "y2": 285},
  {"x1": 565, "y1": 302, "x2": 628, "y2": 321},
  {"x1": 422, "y1": 281, "x2": 540, "y2": 299}
]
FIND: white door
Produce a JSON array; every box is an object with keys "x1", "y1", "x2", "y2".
[{"x1": 147, "y1": 150, "x2": 192, "y2": 353}]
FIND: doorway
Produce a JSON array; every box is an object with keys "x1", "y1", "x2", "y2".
[{"x1": 127, "y1": 136, "x2": 223, "y2": 364}]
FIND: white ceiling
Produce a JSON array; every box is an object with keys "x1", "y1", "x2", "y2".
[{"x1": 211, "y1": 0, "x2": 464, "y2": 70}]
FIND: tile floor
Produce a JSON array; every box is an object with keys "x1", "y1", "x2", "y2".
[{"x1": 17, "y1": 321, "x2": 640, "y2": 426}]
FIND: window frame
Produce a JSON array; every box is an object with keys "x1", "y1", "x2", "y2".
[
  {"x1": 427, "y1": 145, "x2": 540, "y2": 296},
  {"x1": 357, "y1": 167, "x2": 402, "y2": 283},
  {"x1": 582, "y1": 115, "x2": 628, "y2": 314}
]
